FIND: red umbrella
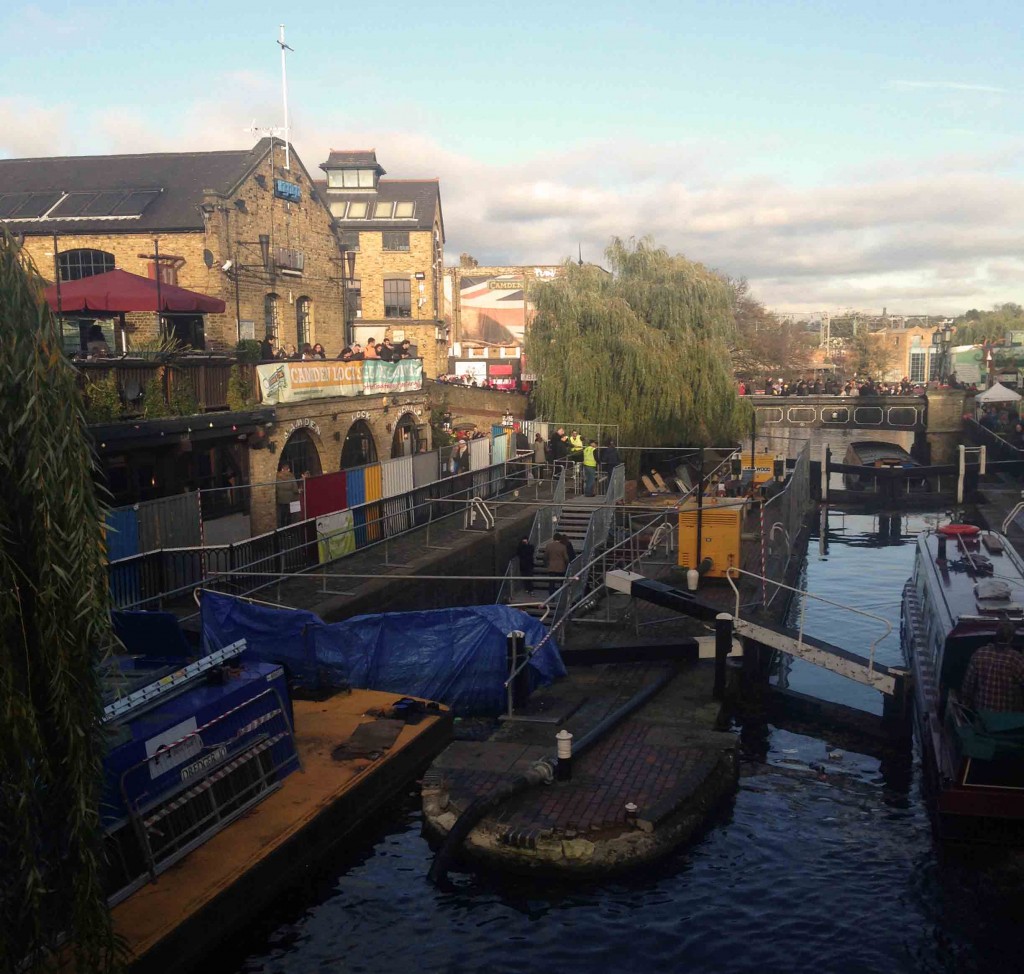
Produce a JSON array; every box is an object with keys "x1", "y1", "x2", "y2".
[{"x1": 43, "y1": 269, "x2": 226, "y2": 314}]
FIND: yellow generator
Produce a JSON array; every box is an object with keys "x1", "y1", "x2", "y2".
[
  {"x1": 677, "y1": 506, "x2": 742, "y2": 578},
  {"x1": 741, "y1": 453, "x2": 778, "y2": 486}
]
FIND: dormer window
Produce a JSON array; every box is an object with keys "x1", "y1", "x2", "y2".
[
  {"x1": 326, "y1": 168, "x2": 376, "y2": 189},
  {"x1": 374, "y1": 201, "x2": 394, "y2": 219}
]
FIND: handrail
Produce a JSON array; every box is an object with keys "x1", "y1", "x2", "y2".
[{"x1": 724, "y1": 565, "x2": 893, "y2": 679}]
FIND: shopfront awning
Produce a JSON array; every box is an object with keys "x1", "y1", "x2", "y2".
[{"x1": 44, "y1": 269, "x2": 226, "y2": 314}]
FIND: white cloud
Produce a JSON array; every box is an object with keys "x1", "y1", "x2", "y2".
[
  {"x1": 6, "y1": 85, "x2": 1024, "y2": 315},
  {"x1": 887, "y1": 80, "x2": 1008, "y2": 94}
]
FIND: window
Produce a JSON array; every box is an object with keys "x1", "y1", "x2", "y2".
[
  {"x1": 346, "y1": 202, "x2": 368, "y2": 219},
  {"x1": 383, "y1": 230, "x2": 410, "y2": 252},
  {"x1": 383, "y1": 279, "x2": 411, "y2": 318},
  {"x1": 296, "y1": 297, "x2": 312, "y2": 347},
  {"x1": 909, "y1": 350, "x2": 927, "y2": 384},
  {"x1": 394, "y1": 201, "x2": 415, "y2": 218},
  {"x1": 347, "y1": 279, "x2": 362, "y2": 319},
  {"x1": 264, "y1": 293, "x2": 280, "y2": 339},
  {"x1": 326, "y1": 168, "x2": 377, "y2": 189},
  {"x1": 57, "y1": 248, "x2": 114, "y2": 281},
  {"x1": 338, "y1": 230, "x2": 360, "y2": 251},
  {"x1": 329, "y1": 202, "x2": 347, "y2": 218},
  {"x1": 374, "y1": 201, "x2": 394, "y2": 219}
]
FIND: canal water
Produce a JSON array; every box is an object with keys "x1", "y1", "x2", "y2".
[{"x1": 224, "y1": 434, "x2": 1022, "y2": 974}]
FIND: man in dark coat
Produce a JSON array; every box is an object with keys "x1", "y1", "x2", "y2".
[
  {"x1": 516, "y1": 537, "x2": 535, "y2": 594},
  {"x1": 601, "y1": 438, "x2": 621, "y2": 480}
]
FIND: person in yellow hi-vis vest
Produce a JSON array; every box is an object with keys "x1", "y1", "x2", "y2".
[{"x1": 582, "y1": 439, "x2": 598, "y2": 496}]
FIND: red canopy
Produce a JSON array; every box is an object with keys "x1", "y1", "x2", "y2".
[{"x1": 43, "y1": 269, "x2": 226, "y2": 314}]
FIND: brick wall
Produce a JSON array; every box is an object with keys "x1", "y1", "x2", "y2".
[
  {"x1": 20, "y1": 142, "x2": 347, "y2": 356},
  {"x1": 425, "y1": 381, "x2": 528, "y2": 432}
]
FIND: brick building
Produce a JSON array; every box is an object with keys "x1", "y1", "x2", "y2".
[
  {"x1": 0, "y1": 138, "x2": 347, "y2": 356},
  {"x1": 316, "y1": 150, "x2": 447, "y2": 377}
]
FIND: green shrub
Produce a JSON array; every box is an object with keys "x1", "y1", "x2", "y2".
[
  {"x1": 83, "y1": 374, "x2": 122, "y2": 424},
  {"x1": 227, "y1": 364, "x2": 254, "y2": 411},
  {"x1": 235, "y1": 339, "x2": 262, "y2": 364}
]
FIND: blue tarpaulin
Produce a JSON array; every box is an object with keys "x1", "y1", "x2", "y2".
[{"x1": 200, "y1": 591, "x2": 565, "y2": 716}]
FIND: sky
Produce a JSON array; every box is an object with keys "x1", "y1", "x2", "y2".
[{"x1": 2, "y1": 0, "x2": 1023, "y2": 315}]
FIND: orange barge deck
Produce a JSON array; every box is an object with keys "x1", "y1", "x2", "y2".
[{"x1": 106, "y1": 689, "x2": 451, "y2": 974}]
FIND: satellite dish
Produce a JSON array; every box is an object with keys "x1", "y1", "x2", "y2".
[{"x1": 203, "y1": 249, "x2": 214, "y2": 269}]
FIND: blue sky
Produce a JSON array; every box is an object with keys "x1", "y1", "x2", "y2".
[{"x1": 3, "y1": 0, "x2": 1023, "y2": 312}]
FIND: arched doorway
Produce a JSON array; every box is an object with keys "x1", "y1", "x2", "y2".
[
  {"x1": 340, "y1": 419, "x2": 378, "y2": 469},
  {"x1": 391, "y1": 412, "x2": 422, "y2": 458},
  {"x1": 278, "y1": 428, "x2": 322, "y2": 479}
]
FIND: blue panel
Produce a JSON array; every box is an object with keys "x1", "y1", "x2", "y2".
[
  {"x1": 106, "y1": 508, "x2": 139, "y2": 561},
  {"x1": 345, "y1": 467, "x2": 366, "y2": 508}
]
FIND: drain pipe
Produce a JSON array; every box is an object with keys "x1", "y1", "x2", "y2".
[{"x1": 426, "y1": 665, "x2": 677, "y2": 885}]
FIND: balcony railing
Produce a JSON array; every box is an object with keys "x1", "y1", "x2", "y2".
[{"x1": 75, "y1": 356, "x2": 258, "y2": 419}]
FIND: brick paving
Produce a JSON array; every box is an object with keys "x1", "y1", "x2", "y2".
[{"x1": 431, "y1": 659, "x2": 736, "y2": 842}]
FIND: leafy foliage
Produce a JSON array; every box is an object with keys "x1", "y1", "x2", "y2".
[
  {"x1": 83, "y1": 373, "x2": 123, "y2": 424},
  {"x1": 846, "y1": 329, "x2": 898, "y2": 379},
  {"x1": 954, "y1": 303, "x2": 1024, "y2": 345},
  {"x1": 729, "y1": 277, "x2": 815, "y2": 379},
  {"x1": 526, "y1": 237, "x2": 751, "y2": 448},
  {"x1": 0, "y1": 228, "x2": 121, "y2": 971},
  {"x1": 234, "y1": 339, "x2": 262, "y2": 364},
  {"x1": 227, "y1": 364, "x2": 256, "y2": 412}
]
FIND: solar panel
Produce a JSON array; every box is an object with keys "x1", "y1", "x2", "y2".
[
  {"x1": 0, "y1": 192, "x2": 62, "y2": 218},
  {"x1": 81, "y1": 192, "x2": 126, "y2": 216},
  {"x1": 113, "y1": 189, "x2": 161, "y2": 216},
  {"x1": 49, "y1": 192, "x2": 100, "y2": 217}
]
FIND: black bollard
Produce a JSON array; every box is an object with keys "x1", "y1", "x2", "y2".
[
  {"x1": 506, "y1": 630, "x2": 529, "y2": 711},
  {"x1": 714, "y1": 612, "x2": 733, "y2": 700}
]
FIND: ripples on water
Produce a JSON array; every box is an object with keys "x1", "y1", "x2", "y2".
[{"x1": 224, "y1": 503, "x2": 1023, "y2": 974}]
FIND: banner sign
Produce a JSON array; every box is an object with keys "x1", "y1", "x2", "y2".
[
  {"x1": 362, "y1": 359, "x2": 423, "y2": 395},
  {"x1": 317, "y1": 510, "x2": 356, "y2": 563},
  {"x1": 257, "y1": 360, "x2": 421, "y2": 404}
]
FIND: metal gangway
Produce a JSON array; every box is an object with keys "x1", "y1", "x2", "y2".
[{"x1": 605, "y1": 567, "x2": 900, "y2": 696}]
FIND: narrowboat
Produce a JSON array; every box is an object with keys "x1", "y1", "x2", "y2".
[
  {"x1": 843, "y1": 440, "x2": 927, "y2": 492},
  {"x1": 901, "y1": 523, "x2": 1024, "y2": 840}
]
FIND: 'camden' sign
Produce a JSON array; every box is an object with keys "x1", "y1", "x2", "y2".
[{"x1": 256, "y1": 359, "x2": 423, "y2": 404}]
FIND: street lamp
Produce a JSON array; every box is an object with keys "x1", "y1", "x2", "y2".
[{"x1": 931, "y1": 325, "x2": 953, "y2": 384}]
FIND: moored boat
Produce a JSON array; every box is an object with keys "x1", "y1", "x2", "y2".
[
  {"x1": 843, "y1": 440, "x2": 927, "y2": 492},
  {"x1": 901, "y1": 523, "x2": 1024, "y2": 840}
]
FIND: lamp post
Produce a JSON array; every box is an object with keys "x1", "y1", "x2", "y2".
[{"x1": 932, "y1": 324, "x2": 953, "y2": 385}]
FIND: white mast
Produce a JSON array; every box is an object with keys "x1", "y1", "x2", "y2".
[{"x1": 277, "y1": 24, "x2": 293, "y2": 170}]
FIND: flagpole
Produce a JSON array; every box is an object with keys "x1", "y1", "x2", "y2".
[{"x1": 278, "y1": 24, "x2": 291, "y2": 170}]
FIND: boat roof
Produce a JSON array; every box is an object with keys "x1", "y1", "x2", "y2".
[
  {"x1": 915, "y1": 528, "x2": 1024, "y2": 638},
  {"x1": 846, "y1": 440, "x2": 917, "y2": 464}
]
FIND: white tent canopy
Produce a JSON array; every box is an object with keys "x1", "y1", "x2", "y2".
[{"x1": 976, "y1": 382, "x2": 1022, "y2": 404}]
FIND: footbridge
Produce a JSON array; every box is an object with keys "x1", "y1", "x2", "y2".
[
  {"x1": 605, "y1": 568, "x2": 901, "y2": 696},
  {"x1": 750, "y1": 394, "x2": 926, "y2": 433}
]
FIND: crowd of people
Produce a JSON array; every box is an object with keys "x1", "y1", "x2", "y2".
[
  {"x1": 260, "y1": 336, "x2": 415, "y2": 363},
  {"x1": 742, "y1": 374, "x2": 979, "y2": 397},
  {"x1": 434, "y1": 374, "x2": 525, "y2": 392}
]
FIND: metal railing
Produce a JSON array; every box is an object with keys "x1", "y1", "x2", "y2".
[
  {"x1": 109, "y1": 456, "x2": 526, "y2": 612},
  {"x1": 725, "y1": 565, "x2": 894, "y2": 686}
]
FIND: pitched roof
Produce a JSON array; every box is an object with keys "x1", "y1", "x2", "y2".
[
  {"x1": 0, "y1": 139, "x2": 278, "y2": 235},
  {"x1": 323, "y1": 149, "x2": 385, "y2": 172},
  {"x1": 316, "y1": 177, "x2": 444, "y2": 237}
]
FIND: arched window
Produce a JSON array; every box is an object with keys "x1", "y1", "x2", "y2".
[
  {"x1": 57, "y1": 248, "x2": 114, "y2": 281},
  {"x1": 264, "y1": 293, "x2": 280, "y2": 340},
  {"x1": 296, "y1": 296, "x2": 312, "y2": 348},
  {"x1": 340, "y1": 419, "x2": 378, "y2": 469},
  {"x1": 391, "y1": 412, "x2": 421, "y2": 458},
  {"x1": 279, "y1": 428, "x2": 322, "y2": 480}
]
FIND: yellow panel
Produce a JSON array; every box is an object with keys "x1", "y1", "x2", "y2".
[
  {"x1": 364, "y1": 463, "x2": 383, "y2": 501},
  {"x1": 677, "y1": 508, "x2": 742, "y2": 577},
  {"x1": 741, "y1": 453, "x2": 778, "y2": 485}
]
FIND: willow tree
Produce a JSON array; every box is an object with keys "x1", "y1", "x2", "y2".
[
  {"x1": 526, "y1": 237, "x2": 751, "y2": 448},
  {"x1": 0, "y1": 228, "x2": 120, "y2": 972}
]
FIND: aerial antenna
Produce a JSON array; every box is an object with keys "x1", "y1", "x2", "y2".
[
  {"x1": 277, "y1": 24, "x2": 293, "y2": 169},
  {"x1": 577, "y1": 242, "x2": 584, "y2": 267}
]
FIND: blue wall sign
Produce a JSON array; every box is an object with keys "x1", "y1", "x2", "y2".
[{"x1": 274, "y1": 179, "x2": 302, "y2": 203}]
